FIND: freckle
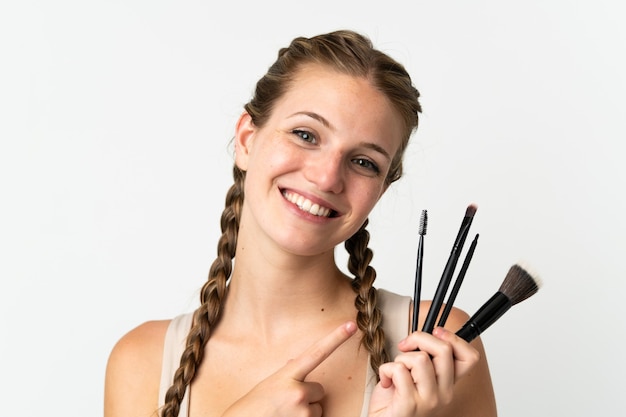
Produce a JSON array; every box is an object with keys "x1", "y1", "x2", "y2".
[{"x1": 347, "y1": 376, "x2": 352, "y2": 380}]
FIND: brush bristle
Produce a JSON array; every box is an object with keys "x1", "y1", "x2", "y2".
[
  {"x1": 499, "y1": 263, "x2": 542, "y2": 305},
  {"x1": 465, "y1": 204, "x2": 478, "y2": 218},
  {"x1": 419, "y1": 209, "x2": 428, "y2": 235}
]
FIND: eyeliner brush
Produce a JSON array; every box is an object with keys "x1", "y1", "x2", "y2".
[
  {"x1": 456, "y1": 263, "x2": 541, "y2": 342},
  {"x1": 422, "y1": 204, "x2": 477, "y2": 334},
  {"x1": 438, "y1": 233, "x2": 479, "y2": 328},
  {"x1": 411, "y1": 209, "x2": 428, "y2": 333}
]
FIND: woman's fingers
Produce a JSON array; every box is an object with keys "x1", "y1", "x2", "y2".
[
  {"x1": 276, "y1": 321, "x2": 357, "y2": 411},
  {"x1": 223, "y1": 322, "x2": 357, "y2": 417},
  {"x1": 389, "y1": 327, "x2": 481, "y2": 408},
  {"x1": 393, "y1": 350, "x2": 441, "y2": 400},
  {"x1": 376, "y1": 362, "x2": 420, "y2": 416},
  {"x1": 369, "y1": 324, "x2": 485, "y2": 416},
  {"x1": 283, "y1": 321, "x2": 357, "y2": 382},
  {"x1": 398, "y1": 327, "x2": 479, "y2": 380},
  {"x1": 379, "y1": 361, "x2": 413, "y2": 390},
  {"x1": 432, "y1": 326, "x2": 481, "y2": 378}
]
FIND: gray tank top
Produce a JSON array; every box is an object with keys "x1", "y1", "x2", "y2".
[{"x1": 158, "y1": 288, "x2": 411, "y2": 417}]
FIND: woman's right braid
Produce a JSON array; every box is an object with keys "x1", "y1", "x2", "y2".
[
  {"x1": 160, "y1": 166, "x2": 245, "y2": 417},
  {"x1": 345, "y1": 219, "x2": 389, "y2": 379}
]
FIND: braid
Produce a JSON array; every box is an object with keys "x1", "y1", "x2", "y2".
[
  {"x1": 160, "y1": 166, "x2": 245, "y2": 417},
  {"x1": 344, "y1": 219, "x2": 389, "y2": 379}
]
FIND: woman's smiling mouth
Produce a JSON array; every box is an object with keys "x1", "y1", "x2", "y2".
[{"x1": 281, "y1": 189, "x2": 337, "y2": 217}]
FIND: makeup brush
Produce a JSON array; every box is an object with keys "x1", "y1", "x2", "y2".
[
  {"x1": 456, "y1": 263, "x2": 541, "y2": 342},
  {"x1": 422, "y1": 204, "x2": 477, "y2": 334},
  {"x1": 411, "y1": 209, "x2": 428, "y2": 333},
  {"x1": 438, "y1": 233, "x2": 479, "y2": 328}
]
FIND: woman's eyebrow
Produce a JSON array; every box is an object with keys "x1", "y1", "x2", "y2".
[
  {"x1": 360, "y1": 142, "x2": 391, "y2": 161},
  {"x1": 289, "y1": 111, "x2": 332, "y2": 128}
]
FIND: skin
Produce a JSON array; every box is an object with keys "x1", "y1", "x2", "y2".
[{"x1": 104, "y1": 64, "x2": 497, "y2": 417}]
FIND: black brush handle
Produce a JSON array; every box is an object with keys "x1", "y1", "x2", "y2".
[
  {"x1": 411, "y1": 234, "x2": 425, "y2": 332},
  {"x1": 456, "y1": 292, "x2": 512, "y2": 342},
  {"x1": 422, "y1": 219, "x2": 472, "y2": 333},
  {"x1": 438, "y1": 233, "x2": 479, "y2": 327}
]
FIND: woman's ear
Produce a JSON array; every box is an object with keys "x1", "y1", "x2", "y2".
[{"x1": 234, "y1": 112, "x2": 256, "y2": 171}]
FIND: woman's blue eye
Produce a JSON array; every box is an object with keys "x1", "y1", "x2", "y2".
[
  {"x1": 352, "y1": 158, "x2": 380, "y2": 174},
  {"x1": 293, "y1": 129, "x2": 315, "y2": 143}
]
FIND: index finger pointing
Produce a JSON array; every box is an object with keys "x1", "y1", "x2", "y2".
[{"x1": 287, "y1": 321, "x2": 357, "y2": 381}]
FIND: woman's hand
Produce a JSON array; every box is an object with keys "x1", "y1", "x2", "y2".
[
  {"x1": 221, "y1": 321, "x2": 357, "y2": 417},
  {"x1": 368, "y1": 327, "x2": 481, "y2": 417}
]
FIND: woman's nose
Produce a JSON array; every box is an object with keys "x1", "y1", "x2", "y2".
[{"x1": 303, "y1": 151, "x2": 345, "y2": 194}]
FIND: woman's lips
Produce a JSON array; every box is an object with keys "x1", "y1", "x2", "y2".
[{"x1": 281, "y1": 189, "x2": 337, "y2": 218}]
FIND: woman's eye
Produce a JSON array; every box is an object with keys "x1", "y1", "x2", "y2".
[
  {"x1": 292, "y1": 129, "x2": 316, "y2": 144},
  {"x1": 352, "y1": 158, "x2": 380, "y2": 174}
]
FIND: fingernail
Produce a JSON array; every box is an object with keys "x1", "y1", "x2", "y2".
[
  {"x1": 433, "y1": 327, "x2": 447, "y2": 337},
  {"x1": 345, "y1": 321, "x2": 357, "y2": 333}
]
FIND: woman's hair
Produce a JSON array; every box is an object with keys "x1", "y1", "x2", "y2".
[{"x1": 160, "y1": 30, "x2": 421, "y2": 417}]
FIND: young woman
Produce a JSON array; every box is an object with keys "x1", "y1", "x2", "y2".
[{"x1": 104, "y1": 30, "x2": 497, "y2": 417}]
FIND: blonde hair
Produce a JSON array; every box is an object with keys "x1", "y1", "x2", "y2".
[{"x1": 160, "y1": 30, "x2": 421, "y2": 417}]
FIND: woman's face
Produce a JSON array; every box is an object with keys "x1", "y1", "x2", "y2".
[{"x1": 235, "y1": 63, "x2": 405, "y2": 257}]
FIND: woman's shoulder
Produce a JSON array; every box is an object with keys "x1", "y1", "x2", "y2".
[
  {"x1": 415, "y1": 299, "x2": 471, "y2": 333},
  {"x1": 376, "y1": 287, "x2": 471, "y2": 334},
  {"x1": 107, "y1": 319, "x2": 172, "y2": 365},
  {"x1": 104, "y1": 319, "x2": 172, "y2": 417}
]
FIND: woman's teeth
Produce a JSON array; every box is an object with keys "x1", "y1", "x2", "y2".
[{"x1": 282, "y1": 191, "x2": 332, "y2": 217}]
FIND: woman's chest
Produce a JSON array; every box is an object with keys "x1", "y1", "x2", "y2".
[{"x1": 188, "y1": 338, "x2": 370, "y2": 417}]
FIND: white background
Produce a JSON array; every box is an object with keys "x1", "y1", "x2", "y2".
[{"x1": 1, "y1": 1, "x2": 625, "y2": 416}]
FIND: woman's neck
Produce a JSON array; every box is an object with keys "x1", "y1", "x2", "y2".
[{"x1": 218, "y1": 242, "x2": 355, "y2": 343}]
